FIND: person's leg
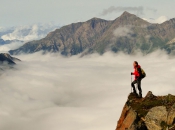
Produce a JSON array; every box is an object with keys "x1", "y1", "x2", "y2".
[
  {"x1": 137, "y1": 78, "x2": 142, "y2": 97},
  {"x1": 131, "y1": 80, "x2": 137, "y2": 94}
]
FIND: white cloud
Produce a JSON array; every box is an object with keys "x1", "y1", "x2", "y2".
[
  {"x1": 142, "y1": 16, "x2": 168, "y2": 24},
  {"x1": 1, "y1": 23, "x2": 59, "y2": 41},
  {"x1": 0, "y1": 50, "x2": 175, "y2": 130},
  {"x1": 113, "y1": 26, "x2": 133, "y2": 38},
  {"x1": 0, "y1": 41, "x2": 24, "y2": 53}
]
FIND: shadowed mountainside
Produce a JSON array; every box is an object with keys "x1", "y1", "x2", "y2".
[{"x1": 0, "y1": 53, "x2": 20, "y2": 64}]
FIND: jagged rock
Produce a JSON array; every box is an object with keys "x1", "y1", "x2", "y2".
[
  {"x1": 116, "y1": 105, "x2": 137, "y2": 130},
  {"x1": 116, "y1": 92, "x2": 175, "y2": 130},
  {"x1": 145, "y1": 106, "x2": 167, "y2": 130},
  {"x1": 0, "y1": 53, "x2": 20, "y2": 65},
  {"x1": 0, "y1": 53, "x2": 20, "y2": 74},
  {"x1": 144, "y1": 91, "x2": 155, "y2": 99},
  {"x1": 167, "y1": 103, "x2": 175, "y2": 125}
]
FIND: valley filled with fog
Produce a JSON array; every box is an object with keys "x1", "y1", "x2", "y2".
[{"x1": 0, "y1": 50, "x2": 175, "y2": 130}]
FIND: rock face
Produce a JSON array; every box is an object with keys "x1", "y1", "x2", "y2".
[
  {"x1": 0, "y1": 53, "x2": 20, "y2": 64},
  {"x1": 9, "y1": 11, "x2": 175, "y2": 56},
  {"x1": 116, "y1": 91, "x2": 175, "y2": 130}
]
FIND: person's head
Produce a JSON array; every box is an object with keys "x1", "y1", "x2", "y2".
[{"x1": 133, "y1": 61, "x2": 138, "y2": 68}]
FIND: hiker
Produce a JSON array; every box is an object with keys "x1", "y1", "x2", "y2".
[{"x1": 131, "y1": 61, "x2": 145, "y2": 98}]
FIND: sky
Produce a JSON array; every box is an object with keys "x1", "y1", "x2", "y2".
[
  {"x1": 0, "y1": 0, "x2": 175, "y2": 27},
  {"x1": 0, "y1": 51, "x2": 175, "y2": 130}
]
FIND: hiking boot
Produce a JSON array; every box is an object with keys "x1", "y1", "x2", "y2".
[
  {"x1": 133, "y1": 89, "x2": 137, "y2": 94},
  {"x1": 139, "y1": 93, "x2": 142, "y2": 98},
  {"x1": 132, "y1": 90, "x2": 138, "y2": 97}
]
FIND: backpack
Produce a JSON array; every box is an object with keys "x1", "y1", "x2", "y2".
[{"x1": 141, "y1": 68, "x2": 146, "y2": 77}]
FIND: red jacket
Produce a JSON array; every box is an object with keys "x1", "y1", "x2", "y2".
[{"x1": 133, "y1": 65, "x2": 141, "y2": 80}]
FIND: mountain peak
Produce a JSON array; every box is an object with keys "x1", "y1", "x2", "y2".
[
  {"x1": 0, "y1": 53, "x2": 20, "y2": 64},
  {"x1": 87, "y1": 17, "x2": 108, "y2": 22},
  {"x1": 120, "y1": 11, "x2": 136, "y2": 18},
  {"x1": 113, "y1": 11, "x2": 149, "y2": 26},
  {"x1": 122, "y1": 11, "x2": 132, "y2": 15}
]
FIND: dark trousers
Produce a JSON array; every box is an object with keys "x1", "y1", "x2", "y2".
[{"x1": 131, "y1": 78, "x2": 142, "y2": 94}]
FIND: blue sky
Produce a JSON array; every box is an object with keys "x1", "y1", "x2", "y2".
[{"x1": 0, "y1": 0, "x2": 175, "y2": 27}]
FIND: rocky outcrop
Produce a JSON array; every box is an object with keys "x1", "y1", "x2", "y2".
[
  {"x1": 9, "y1": 11, "x2": 175, "y2": 56},
  {"x1": 116, "y1": 91, "x2": 175, "y2": 130},
  {"x1": 0, "y1": 53, "x2": 20, "y2": 64}
]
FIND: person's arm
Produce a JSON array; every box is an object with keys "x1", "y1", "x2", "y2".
[
  {"x1": 131, "y1": 71, "x2": 138, "y2": 76},
  {"x1": 134, "y1": 71, "x2": 139, "y2": 76}
]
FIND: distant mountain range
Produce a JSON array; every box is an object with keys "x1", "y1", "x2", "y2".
[
  {"x1": 0, "y1": 39, "x2": 11, "y2": 45},
  {"x1": 9, "y1": 12, "x2": 175, "y2": 55},
  {"x1": 0, "y1": 23, "x2": 60, "y2": 45}
]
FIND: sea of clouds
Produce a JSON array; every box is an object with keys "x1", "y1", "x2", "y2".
[{"x1": 0, "y1": 50, "x2": 175, "y2": 130}]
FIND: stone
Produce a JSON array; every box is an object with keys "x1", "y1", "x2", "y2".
[
  {"x1": 145, "y1": 106, "x2": 167, "y2": 130},
  {"x1": 116, "y1": 105, "x2": 137, "y2": 130},
  {"x1": 144, "y1": 91, "x2": 155, "y2": 99},
  {"x1": 167, "y1": 103, "x2": 175, "y2": 125}
]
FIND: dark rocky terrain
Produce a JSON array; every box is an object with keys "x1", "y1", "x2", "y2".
[
  {"x1": 116, "y1": 91, "x2": 175, "y2": 130},
  {"x1": 0, "y1": 53, "x2": 20, "y2": 64}
]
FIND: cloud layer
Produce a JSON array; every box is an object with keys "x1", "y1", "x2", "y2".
[
  {"x1": 113, "y1": 26, "x2": 133, "y2": 38},
  {"x1": 0, "y1": 51, "x2": 175, "y2": 130},
  {"x1": 142, "y1": 16, "x2": 168, "y2": 24},
  {"x1": 0, "y1": 41, "x2": 23, "y2": 53}
]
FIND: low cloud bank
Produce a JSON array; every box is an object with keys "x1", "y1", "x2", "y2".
[
  {"x1": 0, "y1": 41, "x2": 23, "y2": 53},
  {"x1": 0, "y1": 51, "x2": 175, "y2": 130},
  {"x1": 142, "y1": 16, "x2": 169, "y2": 24}
]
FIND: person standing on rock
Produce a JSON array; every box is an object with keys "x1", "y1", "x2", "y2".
[{"x1": 131, "y1": 61, "x2": 146, "y2": 98}]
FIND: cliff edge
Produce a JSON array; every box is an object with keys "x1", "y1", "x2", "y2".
[{"x1": 116, "y1": 91, "x2": 175, "y2": 130}]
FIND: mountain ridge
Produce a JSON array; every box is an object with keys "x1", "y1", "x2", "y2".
[{"x1": 9, "y1": 11, "x2": 175, "y2": 56}]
